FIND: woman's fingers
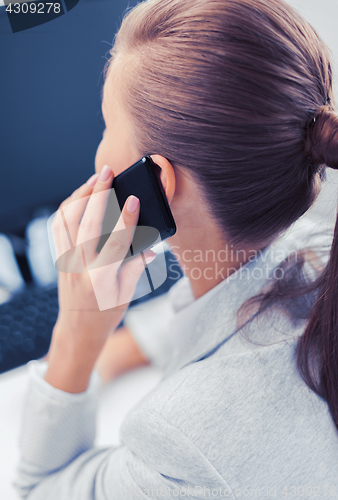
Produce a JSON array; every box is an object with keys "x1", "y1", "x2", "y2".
[
  {"x1": 77, "y1": 165, "x2": 114, "y2": 262},
  {"x1": 51, "y1": 174, "x2": 99, "y2": 272},
  {"x1": 89, "y1": 249, "x2": 156, "y2": 311},
  {"x1": 60, "y1": 175, "x2": 99, "y2": 246},
  {"x1": 93, "y1": 194, "x2": 140, "y2": 272},
  {"x1": 117, "y1": 250, "x2": 157, "y2": 307},
  {"x1": 86, "y1": 195, "x2": 143, "y2": 311}
]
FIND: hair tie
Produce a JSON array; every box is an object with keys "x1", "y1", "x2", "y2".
[{"x1": 312, "y1": 97, "x2": 332, "y2": 124}]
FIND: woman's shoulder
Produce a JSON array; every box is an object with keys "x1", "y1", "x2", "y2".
[
  {"x1": 121, "y1": 316, "x2": 312, "y2": 427},
  {"x1": 119, "y1": 325, "x2": 337, "y2": 484}
]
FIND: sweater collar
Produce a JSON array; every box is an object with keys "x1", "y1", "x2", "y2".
[{"x1": 163, "y1": 234, "x2": 302, "y2": 379}]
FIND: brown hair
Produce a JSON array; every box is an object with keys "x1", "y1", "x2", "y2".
[{"x1": 109, "y1": 0, "x2": 338, "y2": 429}]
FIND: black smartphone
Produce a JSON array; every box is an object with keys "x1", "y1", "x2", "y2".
[{"x1": 96, "y1": 156, "x2": 176, "y2": 259}]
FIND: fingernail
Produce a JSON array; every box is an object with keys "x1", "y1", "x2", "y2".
[
  {"x1": 127, "y1": 195, "x2": 140, "y2": 213},
  {"x1": 144, "y1": 251, "x2": 157, "y2": 264},
  {"x1": 99, "y1": 165, "x2": 111, "y2": 182},
  {"x1": 86, "y1": 173, "x2": 99, "y2": 186}
]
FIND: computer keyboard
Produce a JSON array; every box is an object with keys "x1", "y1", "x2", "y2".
[{"x1": 0, "y1": 285, "x2": 59, "y2": 374}]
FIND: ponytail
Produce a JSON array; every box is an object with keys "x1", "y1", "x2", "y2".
[{"x1": 296, "y1": 103, "x2": 338, "y2": 430}]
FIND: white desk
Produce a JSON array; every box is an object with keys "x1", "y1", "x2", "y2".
[{"x1": 0, "y1": 363, "x2": 162, "y2": 499}]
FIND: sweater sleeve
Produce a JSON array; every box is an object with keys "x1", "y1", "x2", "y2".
[
  {"x1": 13, "y1": 360, "x2": 102, "y2": 498},
  {"x1": 12, "y1": 360, "x2": 232, "y2": 500}
]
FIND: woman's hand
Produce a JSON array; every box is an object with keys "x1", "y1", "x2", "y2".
[
  {"x1": 44, "y1": 166, "x2": 156, "y2": 393},
  {"x1": 94, "y1": 326, "x2": 150, "y2": 385}
]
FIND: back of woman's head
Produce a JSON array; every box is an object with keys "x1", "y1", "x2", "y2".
[
  {"x1": 111, "y1": 0, "x2": 338, "y2": 249},
  {"x1": 110, "y1": 0, "x2": 338, "y2": 432}
]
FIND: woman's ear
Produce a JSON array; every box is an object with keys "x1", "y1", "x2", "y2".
[{"x1": 150, "y1": 154, "x2": 176, "y2": 204}]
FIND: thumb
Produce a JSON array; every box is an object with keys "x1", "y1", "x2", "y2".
[{"x1": 117, "y1": 250, "x2": 157, "y2": 307}]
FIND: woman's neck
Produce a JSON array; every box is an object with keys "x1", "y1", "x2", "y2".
[{"x1": 168, "y1": 231, "x2": 256, "y2": 301}]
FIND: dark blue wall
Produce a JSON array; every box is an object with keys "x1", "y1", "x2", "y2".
[{"x1": 0, "y1": 0, "x2": 138, "y2": 233}]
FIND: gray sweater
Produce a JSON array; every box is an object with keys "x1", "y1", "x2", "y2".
[{"x1": 13, "y1": 214, "x2": 338, "y2": 499}]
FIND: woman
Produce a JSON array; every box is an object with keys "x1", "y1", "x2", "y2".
[{"x1": 14, "y1": 0, "x2": 338, "y2": 498}]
